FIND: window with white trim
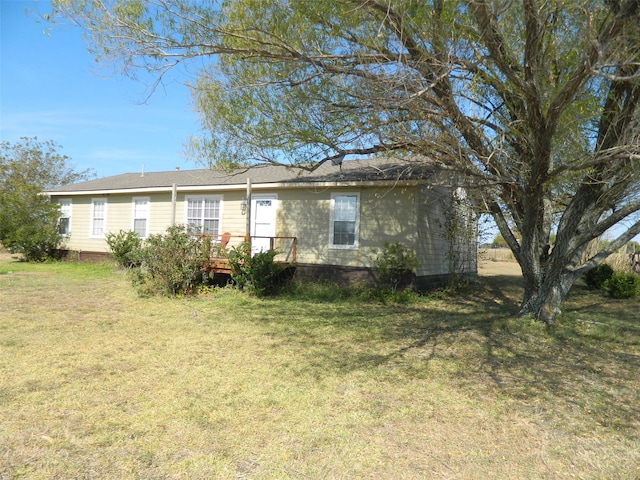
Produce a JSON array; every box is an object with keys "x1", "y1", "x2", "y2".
[
  {"x1": 90, "y1": 198, "x2": 107, "y2": 238},
  {"x1": 57, "y1": 199, "x2": 72, "y2": 236},
  {"x1": 330, "y1": 193, "x2": 359, "y2": 248},
  {"x1": 132, "y1": 197, "x2": 150, "y2": 238},
  {"x1": 185, "y1": 196, "x2": 221, "y2": 234}
]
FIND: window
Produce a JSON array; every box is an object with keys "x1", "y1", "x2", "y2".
[
  {"x1": 91, "y1": 198, "x2": 107, "y2": 238},
  {"x1": 57, "y1": 199, "x2": 72, "y2": 236},
  {"x1": 185, "y1": 196, "x2": 221, "y2": 234},
  {"x1": 330, "y1": 193, "x2": 359, "y2": 248},
  {"x1": 132, "y1": 197, "x2": 149, "y2": 238}
]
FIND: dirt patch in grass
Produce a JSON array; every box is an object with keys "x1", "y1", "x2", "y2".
[{"x1": 0, "y1": 252, "x2": 22, "y2": 262}]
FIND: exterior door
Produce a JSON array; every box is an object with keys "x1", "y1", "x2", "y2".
[{"x1": 251, "y1": 194, "x2": 277, "y2": 254}]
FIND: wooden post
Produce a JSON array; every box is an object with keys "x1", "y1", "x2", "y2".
[
  {"x1": 171, "y1": 183, "x2": 177, "y2": 225},
  {"x1": 245, "y1": 178, "x2": 252, "y2": 246}
]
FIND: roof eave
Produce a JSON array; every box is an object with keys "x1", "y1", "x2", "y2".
[{"x1": 45, "y1": 179, "x2": 423, "y2": 196}]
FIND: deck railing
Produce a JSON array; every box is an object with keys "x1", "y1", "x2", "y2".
[{"x1": 197, "y1": 233, "x2": 297, "y2": 273}]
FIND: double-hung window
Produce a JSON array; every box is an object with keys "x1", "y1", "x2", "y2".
[
  {"x1": 185, "y1": 196, "x2": 222, "y2": 234},
  {"x1": 90, "y1": 198, "x2": 107, "y2": 238},
  {"x1": 132, "y1": 197, "x2": 150, "y2": 238},
  {"x1": 57, "y1": 199, "x2": 72, "y2": 236},
  {"x1": 330, "y1": 193, "x2": 359, "y2": 248}
]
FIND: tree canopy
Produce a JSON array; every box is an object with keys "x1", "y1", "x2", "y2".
[
  {"x1": 0, "y1": 137, "x2": 93, "y2": 261},
  {"x1": 53, "y1": 0, "x2": 640, "y2": 322}
]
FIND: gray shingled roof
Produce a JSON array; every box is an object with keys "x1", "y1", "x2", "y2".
[{"x1": 46, "y1": 158, "x2": 435, "y2": 193}]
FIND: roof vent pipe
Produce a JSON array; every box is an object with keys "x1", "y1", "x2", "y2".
[{"x1": 141, "y1": 165, "x2": 145, "y2": 177}]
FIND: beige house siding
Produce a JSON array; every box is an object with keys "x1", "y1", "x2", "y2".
[
  {"x1": 416, "y1": 185, "x2": 477, "y2": 277},
  {"x1": 148, "y1": 193, "x2": 174, "y2": 235},
  {"x1": 275, "y1": 185, "x2": 417, "y2": 268},
  {"x1": 416, "y1": 186, "x2": 450, "y2": 276},
  {"x1": 64, "y1": 193, "x2": 174, "y2": 252},
  {"x1": 216, "y1": 191, "x2": 247, "y2": 247},
  {"x1": 107, "y1": 195, "x2": 134, "y2": 237},
  {"x1": 148, "y1": 192, "x2": 246, "y2": 239},
  {"x1": 54, "y1": 183, "x2": 470, "y2": 276},
  {"x1": 62, "y1": 191, "x2": 250, "y2": 253},
  {"x1": 46, "y1": 161, "x2": 477, "y2": 287},
  {"x1": 177, "y1": 191, "x2": 249, "y2": 250},
  {"x1": 63, "y1": 196, "x2": 110, "y2": 252}
]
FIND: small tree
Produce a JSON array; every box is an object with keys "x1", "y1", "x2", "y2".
[
  {"x1": 373, "y1": 242, "x2": 418, "y2": 292},
  {"x1": 227, "y1": 242, "x2": 285, "y2": 296},
  {"x1": 0, "y1": 137, "x2": 93, "y2": 261},
  {"x1": 130, "y1": 225, "x2": 208, "y2": 296},
  {"x1": 604, "y1": 272, "x2": 640, "y2": 299},
  {"x1": 584, "y1": 263, "x2": 615, "y2": 290},
  {"x1": 0, "y1": 193, "x2": 62, "y2": 262},
  {"x1": 106, "y1": 230, "x2": 142, "y2": 268},
  {"x1": 491, "y1": 235, "x2": 508, "y2": 249}
]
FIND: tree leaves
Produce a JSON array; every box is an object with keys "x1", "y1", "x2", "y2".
[{"x1": 0, "y1": 137, "x2": 94, "y2": 261}]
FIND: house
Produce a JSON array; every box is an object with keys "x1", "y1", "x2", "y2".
[{"x1": 45, "y1": 158, "x2": 477, "y2": 289}]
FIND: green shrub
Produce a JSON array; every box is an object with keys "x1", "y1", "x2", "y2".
[
  {"x1": 4, "y1": 221, "x2": 62, "y2": 262},
  {"x1": 130, "y1": 225, "x2": 208, "y2": 296},
  {"x1": 0, "y1": 194, "x2": 63, "y2": 262},
  {"x1": 106, "y1": 230, "x2": 142, "y2": 268},
  {"x1": 227, "y1": 242, "x2": 285, "y2": 296},
  {"x1": 372, "y1": 242, "x2": 418, "y2": 291},
  {"x1": 603, "y1": 271, "x2": 640, "y2": 299},
  {"x1": 0, "y1": 138, "x2": 92, "y2": 263},
  {"x1": 584, "y1": 263, "x2": 614, "y2": 290}
]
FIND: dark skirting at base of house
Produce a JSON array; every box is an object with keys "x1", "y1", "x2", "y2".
[
  {"x1": 292, "y1": 263, "x2": 476, "y2": 292},
  {"x1": 292, "y1": 263, "x2": 378, "y2": 287},
  {"x1": 55, "y1": 250, "x2": 475, "y2": 292},
  {"x1": 57, "y1": 249, "x2": 112, "y2": 263}
]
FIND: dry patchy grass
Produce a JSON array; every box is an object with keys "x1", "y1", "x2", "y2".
[{"x1": 0, "y1": 259, "x2": 638, "y2": 479}]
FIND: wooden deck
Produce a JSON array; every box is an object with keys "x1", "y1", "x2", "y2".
[{"x1": 198, "y1": 233, "x2": 297, "y2": 275}]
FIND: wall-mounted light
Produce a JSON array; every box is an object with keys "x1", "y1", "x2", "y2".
[{"x1": 240, "y1": 197, "x2": 247, "y2": 215}]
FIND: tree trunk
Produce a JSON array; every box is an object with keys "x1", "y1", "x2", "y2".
[{"x1": 519, "y1": 265, "x2": 578, "y2": 324}]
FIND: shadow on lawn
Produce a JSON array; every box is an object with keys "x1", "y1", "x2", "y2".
[{"x1": 263, "y1": 274, "x2": 640, "y2": 435}]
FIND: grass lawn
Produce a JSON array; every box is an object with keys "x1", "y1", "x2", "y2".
[{"x1": 0, "y1": 259, "x2": 638, "y2": 479}]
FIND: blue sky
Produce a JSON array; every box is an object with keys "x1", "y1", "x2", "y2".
[{"x1": 1, "y1": 0, "x2": 202, "y2": 178}]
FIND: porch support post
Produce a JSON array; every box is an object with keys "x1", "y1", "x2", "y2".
[
  {"x1": 171, "y1": 183, "x2": 177, "y2": 225},
  {"x1": 245, "y1": 178, "x2": 252, "y2": 246}
]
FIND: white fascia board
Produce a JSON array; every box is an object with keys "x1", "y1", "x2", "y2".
[
  {"x1": 46, "y1": 179, "x2": 421, "y2": 196},
  {"x1": 249, "y1": 180, "x2": 421, "y2": 190},
  {"x1": 47, "y1": 186, "x2": 178, "y2": 196}
]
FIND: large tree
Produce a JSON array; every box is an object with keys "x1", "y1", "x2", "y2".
[
  {"x1": 53, "y1": 0, "x2": 640, "y2": 322},
  {"x1": 0, "y1": 137, "x2": 93, "y2": 261}
]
